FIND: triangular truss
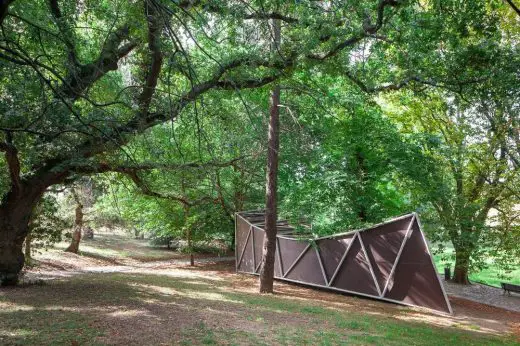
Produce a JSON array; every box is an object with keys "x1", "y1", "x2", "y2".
[{"x1": 235, "y1": 211, "x2": 452, "y2": 314}]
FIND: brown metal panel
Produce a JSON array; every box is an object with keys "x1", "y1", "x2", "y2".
[
  {"x1": 360, "y1": 216, "x2": 412, "y2": 290},
  {"x1": 235, "y1": 211, "x2": 452, "y2": 314},
  {"x1": 384, "y1": 221, "x2": 451, "y2": 313},
  {"x1": 278, "y1": 238, "x2": 308, "y2": 276},
  {"x1": 238, "y1": 228, "x2": 255, "y2": 273},
  {"x1": 235, "y1": 216, "x2": 250, "y2": 265},
  {"x1": 331, "y1": 236, "x2": 379, "y2": 296},
  {"x1": 253, "y1": 227, "x2": 265, "y2": 273},
  {"x1": 317, "y1": 236, "x2": 353, "y2": 282},
  {"x1": 285, "y1": 245, "x2": 326, "y2": 285}
]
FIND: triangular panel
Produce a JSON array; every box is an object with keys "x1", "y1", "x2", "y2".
[
  {"x1": 384, "y1": 221, "x2": 451, "y2": 313},
  {"x1": 360, "y1": 216, "x2": 411, "y2": 290},
  {"x1": 331, "y1": 236, "x2": 379, "y2": 296},
  {"x1": 253, "y1": 227, "x2": 265, "y2": 272},
  {"x1": 238, "y1": 229, "x2": 254, "y2": 273},
  {"x1": 286, "y1": 246, "x2": 326, "y2": 285},
  {"x1": 235, "y1": 216, "x2": 250, "y2": 259},
  {"x1": 278, "y1": 238, "x2": 308, "y2": 276},
  {"x1": 317, "y1": 235, "x2": 353, "y2": 282}
]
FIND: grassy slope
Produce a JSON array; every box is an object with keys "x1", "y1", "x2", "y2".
[
  {"x1": 1, "y1": 270, "x2": 517, "y2": 345},
  {"x1": 432, "y1": 243, "x2": 520, "y2": 287},
  {"x1": 3, "y1": 233, "x2": 516, "y2": 345}
]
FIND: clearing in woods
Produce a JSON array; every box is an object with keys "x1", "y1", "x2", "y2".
[{"x1": 1, "y1": 232, "x2": 519, "y2": 345}]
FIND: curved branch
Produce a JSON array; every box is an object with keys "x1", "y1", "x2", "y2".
[{"x1": 122, "y1": 169, "x2": 214, "y2": 207}]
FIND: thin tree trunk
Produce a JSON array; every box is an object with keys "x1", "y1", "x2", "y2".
[
  {"x1": 355, "y1": 149, "x2": 367, "y2": 222},
  {"x1": 259, "y1": 18, "x2": 281, "y2": 294},
  {"x1": 24, "y1": 232, "x2": 32, "y2": 265},
  {"x1": 65, "y1": 192, "x2": 83, "y2": 254},
  {"x1": 182, "y1": 193, "x2": 194, "y2": 266},
  {"x1": 188, "y1": 228, "x2": 194, "y2": 266}
]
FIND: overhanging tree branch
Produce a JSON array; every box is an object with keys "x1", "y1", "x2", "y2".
[
  {"x1": 68, "y1": 156, "x2": 246, "y2": 175},
  {"x1": 0, "y1": 0, "x2": 14, "y2": 25},
  {"x1": 15, "y1": 0, "x2": 404, "y2": 188},
  {"x1": 48, "y1": 0, "x2": 79, "y2": 67},
  {"x1": 122, "y1": 169, "x2": 214, "y2": 207},
  {"x1": 307, "y1": 0, "x2": 399, "y2": 60},
  {"x1": 59, "y1": 24, "x2": 137, "y2": 100},
  {"x1": 138, "y1": 0, "x2": 169, "y2": 115}
]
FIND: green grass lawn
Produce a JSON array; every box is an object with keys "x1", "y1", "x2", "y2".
[{"x1": 432, "y1": 243, "x2": 520, "y2": 287}]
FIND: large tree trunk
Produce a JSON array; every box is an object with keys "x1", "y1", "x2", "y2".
[
  {"x1": 452, "y1": 247, "x2": 471, "y2": 284},
  {"x1": 0, "y1": 214, "x2": 26, "y2": 286},
  {"x1": 0, "y1": 189, "x2": 42, "y2": 285},
  {"x1": 65, "y1": 201, "x2": 83, "y2": 254},
  {"x1": 259, "y1": 18, "x2": 281, "y2": 294}
]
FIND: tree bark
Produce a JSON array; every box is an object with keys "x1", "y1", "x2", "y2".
[
  {"x1": 452, "y1": 247, "x2": 471, "y2": 284},
  {"x1": 187, "y1": 228, "x2": 194, "y2": 266},
  {"x1": 0, "y1": 214, "x2": 26, "y2": 286},
  {"x1": 259, "y1": 18, "x2": 281, "y2": 294},
  {"x1": 0, "y1": 191, "x2": 41, "y2": 285},
  {"x1": 24, "y1": 232, "x2": 32, "y2": 265},
  {"x1": 65, "y1": 195, "x2": 83, "y2": 254}
]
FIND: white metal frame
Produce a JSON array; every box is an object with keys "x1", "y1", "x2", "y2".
[{"x1": 314, "y1": 213, "x2": 415, "y2": 241}]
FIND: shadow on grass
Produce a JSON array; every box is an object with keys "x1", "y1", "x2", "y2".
[
  {"x1": 1, "y1": 271, "x2": 517, "y2": 345},
  {"x1": 0, "y1": 309, "x2": 103, "y2": 345},
  {"x1": 76, "y1": 249, "x2": 124, "y2": 265}
]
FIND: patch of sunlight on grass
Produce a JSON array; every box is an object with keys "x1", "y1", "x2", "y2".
[
  {"x1": 394, "y1": 311, "x2": 502, "y2": 335},
  {"x1": 131, "y1": 268, "x2": 226, "y2": 282},
  {"x1": 0, "y1": 303, "x2": 35, "y2": 311},
  {"x1": 79, "y1": 245, "x2": 123, "y2": 258},
  {"x1": 130, "y1": 283, "x2": 242, "y2": 303},
  {"x1": 0, "y1": 329, "x2": 35, "y2": 337},
  {"x1": 108, "y1": 309, "x2": 153, "y2": 318}
]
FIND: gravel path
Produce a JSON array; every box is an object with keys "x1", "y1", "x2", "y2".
[{"x1": 439, "y1": 275, "x2": 520, "y2": 312}]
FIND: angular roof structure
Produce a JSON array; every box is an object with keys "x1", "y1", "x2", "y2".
[{"x1": 235, "y1": 211, "x2": 452, "y2": 314}]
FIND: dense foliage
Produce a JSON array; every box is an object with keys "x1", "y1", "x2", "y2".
[{"x1": 0, "y1": 0, "x2": 518, "y2": 285}]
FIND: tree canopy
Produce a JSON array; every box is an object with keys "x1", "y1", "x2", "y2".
[{"x1": 0, "y1": 0, "x2": 519, "y2": 286}]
